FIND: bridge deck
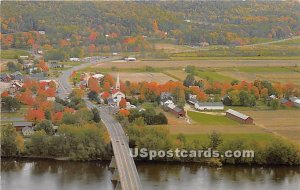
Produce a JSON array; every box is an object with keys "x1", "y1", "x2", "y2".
[{"x1": 86, "y1": 101, "x2": 142, "y2": 190}]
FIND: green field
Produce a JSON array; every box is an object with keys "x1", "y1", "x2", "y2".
[
  {"x1": 234, "y1": 67, "x2": 293, "y2": 73},
  {"x1": 1, "y1": 49, "x2": 30, "y2": 59},
  {"x1": 194, "y1": 71, "x2": 234, "y2": 82},
  {"x1": 187, "y1": 111, "x2": 238, "y2": 125}
]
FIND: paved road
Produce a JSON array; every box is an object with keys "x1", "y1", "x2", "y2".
[
  {"x1": 57, "y1": 56, "x2": 143, "y2": 190},
  {"x1": 86, "y1": 101, "x2": 143, "y2": 190},
  {"x1": 56, "y1": 57, "x2": 118, "y2": 99}
]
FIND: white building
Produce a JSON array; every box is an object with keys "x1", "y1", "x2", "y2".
[
  {"x1": 290, "y1": 97, "x2": 300, "y2": 107},
  {"x1": 69, "y1": 57, "x2": 81, "y2": 62},
  {"x1": 125, "y1": 57, "x2": 136, "y2": 62},
  {"x1": 195, "y1": 102, "x2": 224, "y2": 111}
]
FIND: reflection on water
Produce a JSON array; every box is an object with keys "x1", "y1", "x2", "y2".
[{"x1": 1, "y1": 159, "x2": 300, "y2": 190}]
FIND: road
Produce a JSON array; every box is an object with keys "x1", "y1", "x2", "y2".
[
  {"x1": 57, "y1": 56, "x2": 143, "y2": 190},
  {"x1": 57, "y1": 57, "x2": 118, "y2": 99},
  {"x1": 86, "y1": 102, "x2": 143, "y2": 190}
]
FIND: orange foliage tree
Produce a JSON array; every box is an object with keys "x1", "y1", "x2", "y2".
[
  {"x1": 88, "y1": 78, "x2": 100, "y2": 93},
  {"x1": 119, "y1": 109, "x2": 130, "y2": 117},
  {"x1": 119, "y1": 98, "x2": 127, "y2": 108},
  {"x1": 25, "y1": 109, "x2": 45, "y2": 122}
]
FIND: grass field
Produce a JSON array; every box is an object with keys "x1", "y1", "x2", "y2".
[
  {"x1": 187, "y1": 111, "x2": 238, "y2": 125},
  {"x1": 110, "y1": 72, "x2": 177, "y2": 83},
  {"x1": 195, "y1": 70, "x2": 234, "y2": 82},
  {"x1": 1, "y1": 49, "x2": 30, "y2": 59}
]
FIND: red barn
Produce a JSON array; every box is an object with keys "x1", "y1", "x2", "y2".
[{"x1": 226, "y1": 109, "x2": 253, "y2": 124}]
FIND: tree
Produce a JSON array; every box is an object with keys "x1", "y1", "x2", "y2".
[
  {"x1": 119, "y1": 98, "x2": 127, "y2": 108},
  {"x1": 88, "y1": 91, "x2": 99, "y2": 101},
  {"x1": 183, "y1": 74, "x2": 195, "y2": 87},
  {"x1": 7, "y1": 61, "x2": 22, "y2": 72},
  {"x1": 209, "y1": 131, "x2": 223, "y2": 149},
  {"x1": 91, "y1": 108, "x2": 101, "y2": 123},
  {"x1": 2, "y1": 96, "x2": 21, "y2": 111},
  {"x1": 1, "y1": 125, "x2": 18, "y2": 156},
  {"x1": 270, "y1": 99, "x2": 280, "y2": 110},
  {"x1": 119, "y1": 109, "x2": 130, "y2": 117},
  {"x1": 88, "y1": 77, "x2": 100, "y2": 93},
  {"x1": 35, "y1": 120, "x2": 55, "y2": 135},
  {"x1": 25, "y1": 109, "x2": 45, "y2": 123}
]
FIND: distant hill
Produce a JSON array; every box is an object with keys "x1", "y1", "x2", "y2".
[{"x1": 1, "y1": 1, "x2": 299, "y2": 55}]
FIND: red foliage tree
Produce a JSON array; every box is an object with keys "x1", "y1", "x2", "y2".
[
  {"x1": 119, "y1": 109, "x2": 130, "y2": 117},
  {"x1": 25, "y1": 109, "x2": 45, "y2": 122},
  {"x1": 88, "y1": 77, "x2": 100, "y2": 93},
  {"x1": 119, "y1": 98, "x2": 127, "y2": 108},
  {"x1": 52, "y1": 112, "x2": 63, "y2": 123},
  {"x1": 1, "y1": 91, "x2": 9, "y2": 98}
]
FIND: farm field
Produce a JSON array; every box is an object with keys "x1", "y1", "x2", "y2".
[
  {"x1": 0, "y1": 49, "x2": 30, "y2": 59},
  {"x1": 243, "y1": 110, "x2": 300, "y2": 144},
  {"x1": 110, "y1": 72, "x2": 177, "y2": 83},
  {"x1": 95, "y1": 59, "x2": 300, "y2": 69}
]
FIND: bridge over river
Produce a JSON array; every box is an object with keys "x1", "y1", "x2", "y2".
[{"x1": 57, "y1": 57, "x2": 143, "y2": 190}]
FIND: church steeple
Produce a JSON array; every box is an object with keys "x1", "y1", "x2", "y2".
[{"x1": 116, "y1": 73, "x2": 120, "y2": 90}]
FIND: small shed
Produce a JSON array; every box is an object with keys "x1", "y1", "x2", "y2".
[
  {"x1": 13, "y1": 122, "x2": 33, "y2": 131},
  {"x1": 225, "y1": 109, "x2": 253, "y2": 124}
]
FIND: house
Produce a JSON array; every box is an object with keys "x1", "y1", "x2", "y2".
[
  {"x1": 38, "y1": 31, "x2": 46, "y2": 35},
  {"x1": 290, "y1": 97, "x2": 300, "y2": 107},
  {"x1": 161, "y1": 98, "x2": 173, "y2": 106},
  {"x1": 49, "y1": 60, "x2": 62, "y2": 68},
  {"x1": 0, "y1": 73, "x2": 11, "y2": 82},
  {"x1": 195, "y1": 102, "x2": 224, "y2": 111},
  {"x1": 10, "y1": 71, "x2": 23, "y2": 81},
  {"x1": 167, "y1": 103, "x2": 185, "y2": 117},
  {"x1": 69, "y1": 57, "x2": 81, "y2": 62},
  {"x1": 29, "y1": 73, "x2": 46, "y2": 80},
  {"x1": 92, "y1": 73, "x2": 104, "y2": 80},
  {"x1": 37, "y1": 50, "x2": 43, "y2": 54},
  {"x1": 9, "y1": 81, "x2": 23, "y2": 95},
  {"x1": 13, "y1": 122, "x2": 33, "y2": 132},
  {"x1": 22, "y1": 126, "x2": 34, "y2": 136},
  {"x1": 188, "y1": 94, "x2": 198, "y2": 105},
  {"x1": 108, "y1": 98, "x2": 117, "y2": 107},
  {"x1": 225, "y1": 109, "x2": 253, "y2": 124}
]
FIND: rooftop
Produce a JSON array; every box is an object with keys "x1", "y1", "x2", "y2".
[{"x1": 226, "y1": 109, "x2": 250, "y2": 120}]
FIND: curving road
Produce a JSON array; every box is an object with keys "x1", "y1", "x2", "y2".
[{"x1": 57, "y1": 57, "x2": 143, "y2": 190}]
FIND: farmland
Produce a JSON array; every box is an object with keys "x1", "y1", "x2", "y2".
[
  {"x1": 0, "y1": 49, "x2": 30, "y2": 59},
  {"x1": 110, "y1": 72, "x2": 177, "y2": 83},
  {"x1": 243, "y1": 110, "x2": 300, "y2": 145}
]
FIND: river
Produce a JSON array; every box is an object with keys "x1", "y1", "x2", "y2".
[{"x1": 1, "y1": 159, "x2": 300, "y2": 190}]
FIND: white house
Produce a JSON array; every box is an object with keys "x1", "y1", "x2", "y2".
[
  {"x1": 92, "y1": 73, "x2": 104, "y2": 80},
  {"x1": 69, "y1": 57, "x2": 81, "y2": 62},
  {"x1": 195, "y1": 102, "x2": 224, "y2": 111}
]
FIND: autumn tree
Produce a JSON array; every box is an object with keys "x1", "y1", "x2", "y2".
[
  {"x1": 25, "y1": 109, "x2": 45, "y2": 123},
  {"x1": 88, "y1": 77, "x2": 100, "y2": 93},
  {"x1": 119, "y1": 98, "x2": 127, "y2": 108}
]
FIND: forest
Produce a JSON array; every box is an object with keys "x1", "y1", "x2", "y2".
[{"x1": 1, "y1": 1, "x2": 300, "y2": 58}]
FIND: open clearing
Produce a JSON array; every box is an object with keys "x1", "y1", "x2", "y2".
[
  {"x1": 110, "y1": 72, "x2": 177, "y2": 83},
  {"x1": 243, "y1": 110, "x2": 300, "y2": 144}
]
